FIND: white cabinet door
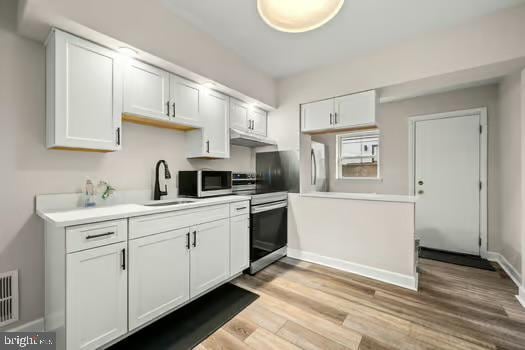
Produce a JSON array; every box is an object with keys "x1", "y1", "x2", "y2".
[
  {"x1": 230, "y1": 98, "x2": 249, "y2": 132},
  {"x1": 334, "y1": 90, "x2": 376, "y2": 129},
  {"x1": 47, "y1": 29, "x2": 122, "y2": 151},
  {"x1": 66, "y1": 242, "x2": 127, "y2": 350},
  {"x1": 169, "y1": 74, "x2": 202, "y2": 126},
  {"x1": 202, "y1": 90, "x2": 230, "y2": 158},
  {"x1": 123, "y1": 59, "x2": 170, "y2": 121},
  {"x1": 190, "y1": 219, "x2": 230, "y2": 298},
  {"x1": 301, "y1": 99, "x2": 334, "y2": 133},
  {"x1": 129, "y1": 228, "x2": 190, "y2": 330},
  {"x1": 230, "y1": 214, "x2": 250, "y2": 276},
  {"x1": 250, "y1": 108, "x2": 267, "y2": 137}
]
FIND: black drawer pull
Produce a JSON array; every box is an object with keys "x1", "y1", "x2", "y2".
[
  {"x1": 85, "y1": 231, "x2": 115, "y2": 240},
  {"x1": 236, "y1": 207, "x2": 247, "y2": 210}
]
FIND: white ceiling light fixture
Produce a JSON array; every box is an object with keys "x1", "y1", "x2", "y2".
[{"x1": 257, "y1": 0, "x2": 344, "y2": 33}]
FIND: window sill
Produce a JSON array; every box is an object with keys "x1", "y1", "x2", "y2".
[{"x1": 336, "y1": 177, "x2": 383, "y2": 181}]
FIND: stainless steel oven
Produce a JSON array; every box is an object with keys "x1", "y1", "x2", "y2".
[
  {"x1": 249, "y1": 192, "x2": 288, "y2": 274},
  {"x1": 178, "y1": 170, "x2": 232, "y2": 198}
]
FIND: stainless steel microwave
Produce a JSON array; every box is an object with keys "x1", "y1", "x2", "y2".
[{"x1": 178, "y1": 170, "x2": 232, "y2": 198}]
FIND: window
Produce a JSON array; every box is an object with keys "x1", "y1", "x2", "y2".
[{"x1": 337, "y1": 130, "x2": 380, "y2": 179}]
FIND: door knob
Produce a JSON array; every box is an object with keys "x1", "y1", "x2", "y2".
[
  {"x1": 418, "y1": 190, "x2": 424, "y2": 195},
  {"x1": 418, "y1": 180, "x2": 424, "y2": 186}
]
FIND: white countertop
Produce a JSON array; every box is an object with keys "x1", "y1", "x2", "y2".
[
  {"x1": 37, "y1": 195, "x2": 251, "y2": 227},
  {"x1": 300, "y1": 192, "x2": 416, "y2": 203}
]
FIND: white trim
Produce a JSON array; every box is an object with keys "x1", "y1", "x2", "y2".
[
  {"x1": 408, "y1": 107, "x2": 488, "y2": 258},
  {"x1": 4, "y1": 318, "x2": 44, "y2": 332},
  {"x1": 518, "y1": 288, "x2": 525, "y2": 308},
  {"x1": 287, "y1": 248, "x2": 417, "y2": 291},
  {"x1": 486, "y1": 251, "x2": 522, "y2": 287}
]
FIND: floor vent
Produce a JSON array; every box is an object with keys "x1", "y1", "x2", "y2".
[{"x1": 0, "y1": 270, "x2": 19, "y2": 327}]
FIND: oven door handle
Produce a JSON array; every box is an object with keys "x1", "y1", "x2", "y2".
[{"x1": 251, "y1": 201, "x2": 287, "y2": 214}]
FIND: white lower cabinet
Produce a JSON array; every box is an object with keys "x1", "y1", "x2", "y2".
[
  {"x1": 230, "y1": 214, "x2": 250, "y2": 276},
  {"x1": 47, "y1": 202, "x2": 250, "y2": 350},
  {"x1": 128, "y1": 228, "x2": 190, "y2": 330},
  {"x1": 190, "y1": 219, "x2": 231, "y2": 298},
  {"x1": 66, "y1": 242, "x2": 127, "y2": 350}
]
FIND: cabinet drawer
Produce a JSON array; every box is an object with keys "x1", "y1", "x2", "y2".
[
  {"x1": 129, "y1": 205, "x2": 229, "y2": 239},
  {"x1": 230, "y1": 201, "x2": 250, "y2": 217},
  {"x1": 66, "y1": 219, "x2": 128, "y2": 253}
]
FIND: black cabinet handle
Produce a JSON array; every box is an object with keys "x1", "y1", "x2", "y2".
[
  {"x1": 86, "y1": 232, "x2": 114, "y2": 240},
  {"x1": 166, "y1": 101, "x2": 170, "y2": 116},
  {"x1": 172, "y1": 102, "x2": 176, "y2": 117},
  {"x1": 334, "y1": 112, "x2": 338, "y2": 124},
  {"x1": 116, "y1": 128, "x2": 120, "y2": 146},
  {"x1": 186, "y1": 232, "x2": 190, "y2": 249},
  {"x1": 192, "y1": 231, "x2": 197, "y2": 247},
  {"x1": 206, "y1": 140, "x2": 210, "y2": 153},
  {"x1": 236, "y1": 207, "x2": 247, "y2": 211},
  {"x1": 121, "y1": 248, "x2": 126, "y2": 270},
  {"x1": 329, "y1": 113, "x2": 333, "y2": 125}
]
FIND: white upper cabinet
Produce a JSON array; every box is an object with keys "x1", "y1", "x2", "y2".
[
  {"x1": 230, "y1": 98, "x2": 268, "y2": 136},
  {"x1": 250, "y1": 108, "x2": 268, "y2": 137},
  {"x1": 334, "y1": 90, "x2": 376, "y2": 128},
  {"x1": 123, "y1": 61, "x2": 202, "y2": 129},
  {"x1": 46, "y1": 29, "x2": 122, "y2": 151},
  {"x1": 186, "y1": 89, "x2": 230, "y2": 158},
  {"x1": 189, "y1": 219, "x2": 230, "y2": 298},
  {"x1": 66, "y1": 242, "x2": 127, "y2": 350},
  {"x1": 128, "y1": 228, "x2": 190, "y2": 330},
  {"x1": 169, "y1": 75, "x2": 202, "y2": 126},
  {"x1": 301, "y1": 99, "x2": 334, "y2": 132},
  {"x1": 123, "y1": 59, "x2": 170, "y2": 121},
  {"x1": 301, "y1": 90, "x2": 377, "y2": 133},
  {"x1": 230, "y1": 98, "x2": 249, "y2": 131}
]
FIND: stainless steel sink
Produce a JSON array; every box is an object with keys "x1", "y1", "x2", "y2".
[{"x1": 144, "y1": 200, "x2": 196, "y2": 207}]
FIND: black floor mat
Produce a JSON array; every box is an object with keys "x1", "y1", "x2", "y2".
[
  {"x1": 109, "y1": 283, "x2": 258, "y2": 350},
  {"x1": 419, "y1": 247, "x2": 495, "y2": 271}
]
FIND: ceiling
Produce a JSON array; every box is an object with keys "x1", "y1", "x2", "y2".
[{"x1": 162, "y1": 0, "x2": 525, "y2": 78}]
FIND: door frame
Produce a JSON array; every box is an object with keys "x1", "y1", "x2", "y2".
[{"x1": 408, "y1": 108, "x2": 488, "y2": 258}]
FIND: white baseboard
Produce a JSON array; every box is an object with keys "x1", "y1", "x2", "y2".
[
  {"x1": 287, "y1": 248, "x2": 417, "y2": 291},
  {"x1": 518, "y1": 287, "x2": 525, "y2": 308},
  {"x1": 4, "y1": 318, "x2": 44, "y2": 332},
  {"x1": 486, "y1": 251, "x2": 522, "y2": 287}
]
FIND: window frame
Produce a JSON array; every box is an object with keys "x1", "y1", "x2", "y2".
[{"x1": 336, "y1": 129, "x2": 382, "y2": 180}]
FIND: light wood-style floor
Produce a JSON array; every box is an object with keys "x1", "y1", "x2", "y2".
[{"x1": 195, "y1": 257, "x2": 525, "y2": 350}]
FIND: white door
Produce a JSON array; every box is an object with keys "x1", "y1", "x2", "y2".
[
  {"x1": 51, "y1": 30, "x2": 122, "y2": 151},
  {"x1": 66, "y1": 242, "x2": 127, "y2": 350},
  {"x1": 250, "y1": 109, "x2": 267, "y2": 136},
  {"x1": 230, "y1": 214, "x2": 250, "y2": 276},
  {"x1": 230, "y1": 98, "x2": 249, "y2": 131},
  {"x1": 128, "y1": 229, "x2": 190, "y2": 330},
  {"x1": 190, "y1": 219, "x2": 230, "y2": 298},
  {"x1": 123, "y1": 59, "x2": 170, "y2": 121},
  {"x1": 301, "y1": 99, "x2": 334, "y2": 132},
  {"x1": 334, "y1": 90, "x2": 376, "y2": 129},
  {"x1": 170, "y1": 75, "x2": 201, "y2": 126},
  {"x1": 415, "y1": 115, "x2": 481, "y2": 255},
  {"x1": 202, "y1": 90, "x2": 230, "y2": 158}
]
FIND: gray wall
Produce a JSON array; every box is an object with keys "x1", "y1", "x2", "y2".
[
  {"x1": 0, "y1": 1, "x2": 254, "y2": 328},
  {"x1": 494, "y1": 72, "x2": 522, "y2": 274}
]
